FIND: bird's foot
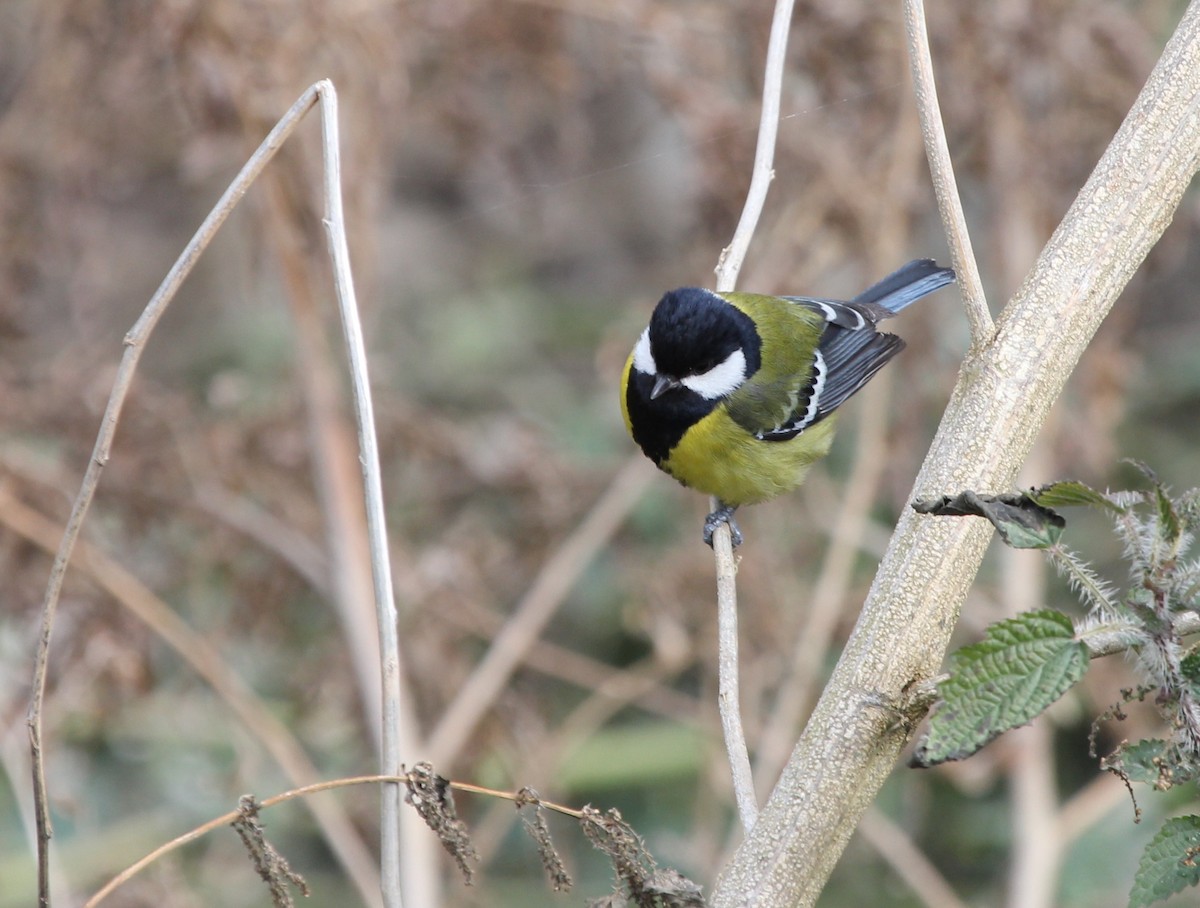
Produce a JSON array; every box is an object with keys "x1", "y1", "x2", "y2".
[{"x1": 703, "y1": 503, "x2": 743, "y2": 548}]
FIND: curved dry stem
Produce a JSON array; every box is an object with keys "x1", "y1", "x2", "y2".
[
  {"x1": 85, "y1": 771, "x2": 587, "y2": 908},
  {"x1": 26, "y1": 83, "x2": 325, "y2": 908},
  {"x1": 25, "y1": 79, "x2": 412, "y2": 908},
  {"x1": 85, "y1": 775, "x2": 405, "y2": 908},
  {"x1": 448, "y1": 780, "x2": 585, "y2": 819}
]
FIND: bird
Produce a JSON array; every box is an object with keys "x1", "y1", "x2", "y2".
[{"x1": 620, "y1": 259, "x2": 956, "y2": 546}]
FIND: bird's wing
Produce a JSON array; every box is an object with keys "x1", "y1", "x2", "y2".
[{"x1": 724, "y1": 294, "x2": 904, "y2": 441}]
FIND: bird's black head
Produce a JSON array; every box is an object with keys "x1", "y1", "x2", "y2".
[
  {"x1": 624, "y1": 288, "x2": 761, "y2": 464},
  {"x1": 644, "y1": 288, "x2": 762, "y2": 390}
]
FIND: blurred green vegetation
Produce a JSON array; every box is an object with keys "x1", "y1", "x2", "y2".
[{"x1": 1, "y1": 0, "x2": 1199, "y2": 906}]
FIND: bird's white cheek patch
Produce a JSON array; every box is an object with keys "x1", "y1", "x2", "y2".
[
  {"x1": 632, "y1": 328, "x2": 657, "y2": 375},
  {"x1": 681, "y1": 349, "x2": 747, "y2": 400}
]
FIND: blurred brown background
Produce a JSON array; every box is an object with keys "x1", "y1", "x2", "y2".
[{"x1": 2, "y1": 1, "x2": 1200, "y2": 906}]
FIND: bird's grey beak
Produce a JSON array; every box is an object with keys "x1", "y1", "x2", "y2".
[{"x1": 650, "y1": 375, "x2": 681, "y2": 400}]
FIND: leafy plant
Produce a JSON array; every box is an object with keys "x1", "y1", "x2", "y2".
[{"x1": 912, "y1": 464, "x2": 1200, "y2": 907}]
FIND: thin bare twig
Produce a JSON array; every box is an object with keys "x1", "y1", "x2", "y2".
[
  {"x1": 903, "y1": 0, "x2": 992, "y2": 348},
  {"x1": 426, "y1": 456, "x2": 656, "y2": 765},
  {"x1": 26, "y1": 83, "x2": 325, "y2": 908},
  {"x1": 86, "y1": 774, "x2": 407, "y2": 908},
  {"x1": 859, "y1": 807, "x2": 969, "y2": 908},
  {"x1": 708, "y1": 0, "x2": 798, "y2": 832},
  {"x1": 450, "y1": 780, "x2": 585, "y2": 818}
]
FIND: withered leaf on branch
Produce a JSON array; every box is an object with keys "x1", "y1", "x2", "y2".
[
  {"x1": 231, "y1": 794, "x2": 310, "y2": 908},
  {"x1": 403, "y1": 762, "x2": 479, "y2": 884}
]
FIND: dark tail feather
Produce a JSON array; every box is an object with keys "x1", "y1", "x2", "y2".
[{"x1": 854, "y1": 259, "x2": 956, "y2": 313}]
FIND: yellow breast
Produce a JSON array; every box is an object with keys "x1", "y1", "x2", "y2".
[{"x1": 661, "y1": 408, "x2": 838, "y2": 506}]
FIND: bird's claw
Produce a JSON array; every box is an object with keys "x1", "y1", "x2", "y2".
[{"x1": 703, "y1": 504, "x2": 743, "y2": 548}]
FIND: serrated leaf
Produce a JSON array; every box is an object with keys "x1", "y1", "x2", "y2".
[
  {"x1": 1130, "y1": 816, "x2": 1200, "y2": 908},
  {"x1": 911, "y1": 610, "x2": 1087, "y2": 766},
  {"x1": 912, "y1": 490, "x2": 1065, "y2": 549},
  {"x1": 1029, "y1": 480, "x2": 1127, "y2": 514}
]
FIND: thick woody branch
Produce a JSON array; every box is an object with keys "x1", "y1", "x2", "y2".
[{"x1": 713, "y1": 5, "x2": 1200, "y2": 905}]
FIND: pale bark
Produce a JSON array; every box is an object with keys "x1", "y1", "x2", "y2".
[{"x1": 712, "y1": 4, "x2": 1200, "y2": 905}]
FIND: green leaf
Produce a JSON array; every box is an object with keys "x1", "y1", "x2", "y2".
[
  {"x1": 1182, "y1": 646, "x2": 1200, "y2": 698},
  {"x1": 1131, "y1": 816, "x2": 1200, "y2": 908},
  {"x1": 1155, "y1": 482, "x2": 1184, "y2": 551},
  {"x1": 912, "y1": 490, "x2": 1065, "y2": 549},
  {"x1": 911, "y1": 610, "x2": 1087, "y2": 767},
  {"x1": 1029, "y1": 480, "x2": 1127, "y2": 514}
]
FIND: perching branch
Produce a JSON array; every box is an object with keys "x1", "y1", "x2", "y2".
[
  {"x1": 713, "y1": 0, "x2": 796, "y2": 295},
  {"x1": 713, "y1": 5, "x2": 1200, "y2": 905},
  {"x1": 707, "y1": 0, "x2": 799, "y2": 834}
]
